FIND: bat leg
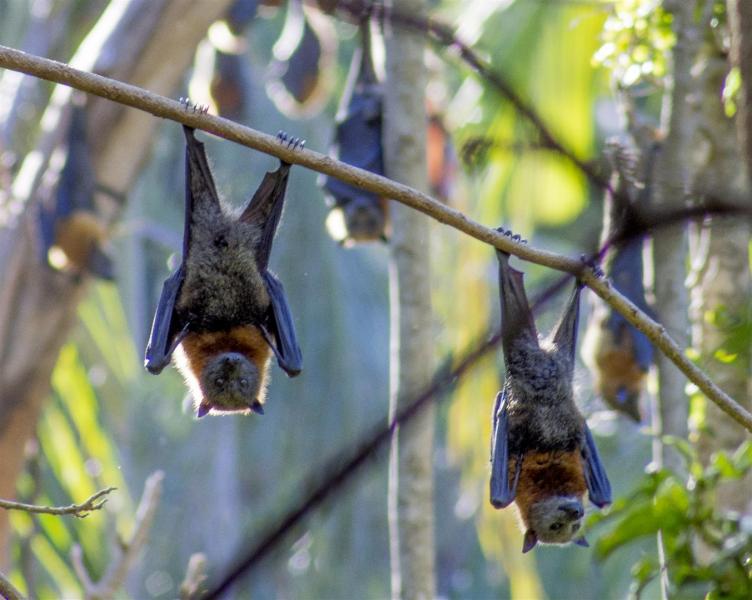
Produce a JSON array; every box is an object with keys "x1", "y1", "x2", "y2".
[
  {"x1": 237, "y1": 131, "x2": 304, "y2": 271},
  {"x1": 496, "y1": 241, "x2": 540, "y2": 361},
  {"x1": 582, "y1": 425, "x2": 612, "y2": 507},
  {"x1": 260, "y1": 270, "x2": 302, "y2": 376},
  {"x1": 490, "y1": 390, "x2": 518, "y2": 508}
]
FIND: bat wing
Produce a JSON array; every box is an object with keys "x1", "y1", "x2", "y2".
[
  {"x1": 551, "y1": 281, "x2": 583, "y2": 374},
  {"x1": 260, "y1": 270, "x2": 302, "y2": 376},
  {"x1": 144, "y1": 267, "x2": 189, "y2": 373},
  {"x1": 581, "y1": 425, "x2": 612, "y2": 507},
  {"x1": 144, "y1": 126, "x2": 217, "y2": 371},
  {"x1": 490, "y1": 388, "x2": 521, "y2": 508},
  {"x1": 496, "y1": 250, "x2": 539, "y2": 361},
  {"x1": 239, "y1": 162, "x2": 291, "y2": 271},
  {"x1": 321, "y1": 20, "x2": 383, "y2": 209}
]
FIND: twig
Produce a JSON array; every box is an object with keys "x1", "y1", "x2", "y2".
[
  {"x1": 0, "y1": 570, "x2": 24, "y2": 600},
  {"x1": 0, "y1": 487, "x2": 114, "y2": 518},
  {"x1": 71, "y1": 471, "x2": 163, "y2": 600},
  {"x1": 180, "y1": 553, "x2": 208, "y2": 600},
  {"x1": 0, "y1": 45, "x2": 749, "y2": 431}
]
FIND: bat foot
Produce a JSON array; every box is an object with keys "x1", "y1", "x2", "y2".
[
  {"x1": 580, "y1": 254, "x2": 604, "y2": 278},
  {"x1": 495, "y1": 226, "x2": 527, "y2": 244},
  {"x1": 276, "y1": 130, "x2": 306, "y2": 151},
  {"x1": 179, "y1": 97, "x2": 209, "y2": 115}
]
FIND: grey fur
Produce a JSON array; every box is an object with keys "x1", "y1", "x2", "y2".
[{"x1": 177, "y1": 190, "x2": 270, "y2": 329}]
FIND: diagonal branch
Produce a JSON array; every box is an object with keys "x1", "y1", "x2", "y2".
[
  {"x1": 0, "y1": 487, "x2": 115, "y2": 518},
  {"x1": 0, "y1": 45, "x2": 749, "y2": 431}
]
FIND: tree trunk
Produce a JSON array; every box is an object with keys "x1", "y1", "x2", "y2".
[
  {"x1": 652, "y1": 1, "x2": 699, "y2": 595},
  {"x1": 383, "y1": 0, "x2": 435, "y2": 598},
  {"x1": 689, "y1": 0, "x2": 752, "y2": 515},
  {"x1": 0, "y1": 0, "x2": 234, "y2": 566}
]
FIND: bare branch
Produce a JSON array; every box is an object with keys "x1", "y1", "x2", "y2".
[
  {"x1": 0, "y1": 46, "x2": 749, "y2": 431},
  {"x1": 0, "y1": 487, "x2": 114, "y2": 517},
  {"x1": 71, "y1": 472, "x2": 163, "y2": 600},
  {"x1": 180, "y1": 553, "x2": 208, "y2": 600}
]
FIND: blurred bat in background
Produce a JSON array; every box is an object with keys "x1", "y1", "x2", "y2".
[
  {"x1": 267, "y1": 0, "x2": 336, "y2": 118},
  {"x1": 320, "y1": 19, "x2": 387, "y2": 245},
  {"x1": 144, "y1": 124, "x2": 302, "y2": 417},
  {"x1": 38, "y1": 104, "x2": 114, "y2": 279},
  {"x1": 581, "y1": 141, "x2": 655, "y2": 422},
  {"x1": 490, "y1": 239, "x2": 611, "y2": 552}
]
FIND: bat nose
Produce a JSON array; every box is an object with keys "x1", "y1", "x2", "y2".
[
  {"x1": 221, "y1": 353, "x2": 245, "y2": 369},
  {"x1": 558, "y1": 501, "x2": 584, "y2": 519}
]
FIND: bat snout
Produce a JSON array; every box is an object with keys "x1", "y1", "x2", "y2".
[{"x1": 558, "y1": 500, "x2": 584, "y2": 519}]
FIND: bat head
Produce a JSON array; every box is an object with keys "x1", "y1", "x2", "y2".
[
  {"x1": 325, "y1": 197, "x2": 388, "y2": 245},
  {"x1": 198, "y1": 352, "x2": 263, "y2": 416},
  {"x1": 604, "y1": 386, "x2": 642, "y2": 422},
  {"x1": 521, "y1": 495, "x2": 586, "y2": 552}
]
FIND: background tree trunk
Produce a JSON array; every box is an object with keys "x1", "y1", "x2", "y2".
[
  {"x1": 383, "y1": 0, "x2": 435, "y2": 597},
  {"x1": 652, "y1": 1, "x2": 700, "y2": 596},
  {"x1": 689, "y1": 0, "x2": 752, "y2": 515},
  {"x1": 0, "y1": 0, "x2": 234, "y2": 566}
]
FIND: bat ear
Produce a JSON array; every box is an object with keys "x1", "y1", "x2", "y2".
[
  {"x1": 522, "y1": 530, "x2": 538, "y2": 553},
  {"x1": 196, "y1": 402, "x2": 211, "y2": 418},
  {"x1": 574, "y1": 537, "x2": 590, "y2": 548},
  {"x1": 249, "y1": 400, "x2": 265, "y2": 415}
]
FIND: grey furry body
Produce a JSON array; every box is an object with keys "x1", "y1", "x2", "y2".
[
  {"x1": 176, "y1": 194, "x2": 269, "y2": 330},
  {"x1": 504, "y1": 336, "x2": 584, "y2": 455}
]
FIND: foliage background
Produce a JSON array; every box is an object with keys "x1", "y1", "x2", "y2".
[{"x1": 0, "y1": 0, "x2": 748, "y2": 598}]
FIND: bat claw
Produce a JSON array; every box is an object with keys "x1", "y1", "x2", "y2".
[
  {"x1": 495, "y1": 226, "x2": 527, "y2": 244},
  {"x1": 276, "y1": 131, "x2": 305, "y2": 151},
  {"x1": 179, "y1": 97, "x2": 209, "y2": 114}
]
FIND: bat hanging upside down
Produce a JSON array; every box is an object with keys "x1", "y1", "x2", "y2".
[
  {"x1": 490, "y1": 234, "x2": 611, "y2": 552},
  {"x1": 144, "y1": 124, "x2": 303, "y2": 417}
]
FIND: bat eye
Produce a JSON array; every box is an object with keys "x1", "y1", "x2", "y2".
[
  {"x1": 550, "y1": 523, "x2": 563, "y2": 531},
  {"x1": 215, "y1": 377, "x2": 225, "y2": 387},
  {"x1": 240, "y1": 377, "x2": 249, "y2": 389}
]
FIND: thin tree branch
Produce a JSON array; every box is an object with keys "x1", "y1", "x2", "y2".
[
  {"x1": 0, "y1": 45, "x2": 749, "y2": 431},
  {"x1": 71, "y1": 472, "x2": 163, "y2": 600},
  {"x1": 0, "y1": 487, "x2": 114, "y2": 518},
  {"x1": 0, "y1": 570, "x2": 24, "y2": 600}
]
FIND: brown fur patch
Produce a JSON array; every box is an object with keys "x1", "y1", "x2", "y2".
[
  {"x1": 176, "y1": 326, "x2": 272, "y2": 404},
  {"x1": 594, "y1": 327, "x2": 646, "y2": 398},
  {"x1": 55, "y1": 212, "x2": 105, "y2": 269},
  {"x1": 511, "y1": 451, "x2": 587, "y2": 528}
]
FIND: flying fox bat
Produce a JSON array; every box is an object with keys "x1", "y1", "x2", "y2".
[
  {"x1": 38, "y1": 104, "x2": 114, "y2": 279},
  {"x1": 490, "y1": 240, "x2": 612, "y2": 552},
  {"x1": 320, "y1": 20, "x2": 387, "y2": 245},
  {"x1": 581, "y1": 141, "x2": 655, "y2": 422},
  {"x1": 144, "y1": 125, "x2": 303, "y2": 418}
]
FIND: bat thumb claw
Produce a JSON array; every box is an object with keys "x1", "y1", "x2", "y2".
[{"x1": 522, "y1": 530, "x2": 538, "y2": 553}]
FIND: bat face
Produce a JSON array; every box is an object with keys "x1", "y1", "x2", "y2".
[
  {"x1": 590, "y1": 324, "x2": 645, "y2": 421},
  {"x1": 144, "y1": 127, "x2": 303, "y2": 417},
  {"x1": 175, "y1": 326, "x2": 272, "y2": 417},
  {"x1": 341, "y1": 197, "x2": 388, "y2": 243},
  {"x1": 490, "y1": 245, "x2": 612, "y2": 552},
  {"x1": 39, "y1": 104, "x2": 114, "y2": 279},
  {"x1": 511, "y1": 452, "x2": 588, "y2": 551}
]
